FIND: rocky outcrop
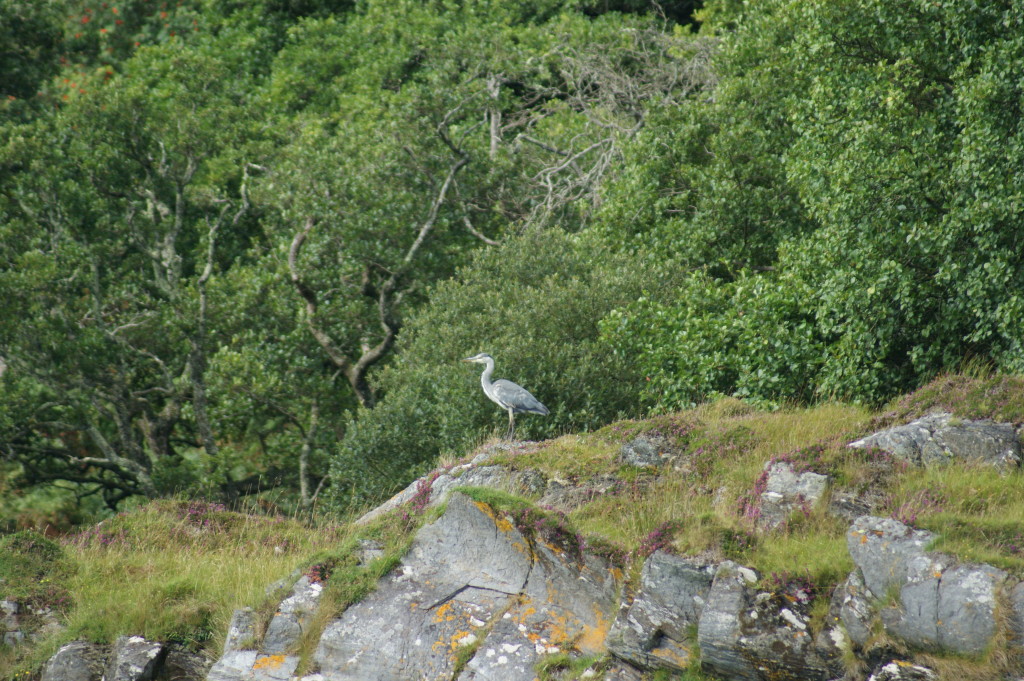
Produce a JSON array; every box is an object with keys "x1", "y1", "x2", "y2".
[
  {"x1": 849, "y1": 412, "x2": 1021, "y2": 470},
  {"x1": 606, "y1": 551, "x2": 715, "y2": 670},
  {"x1": 105, "y1": 636, "x2": 165, "y2": 681},
  {"x1": 33, "y1": 414, "x2": 1024, "y2": 681},
  {"x1": 618, "y1": 434, "x2": 677, "y2": 469},
  {"x1": 40, "y1": 641, "x2": 106, "y2": 681},
  {"x1": 355, "y1": 444, "x2": 546, "y2": 525},
  {"x1": 845, "y1": 515, "x2": 1014, "y2": 656},
  {"x1": 757, "y1": 461, "x2": 829, "y2": 530},
  {"x1": 697, "y1": 562, "x2": 841, "y2": 681},
  {"x1": 317, "y1": 492, "x2": 618, "y2": 681}
]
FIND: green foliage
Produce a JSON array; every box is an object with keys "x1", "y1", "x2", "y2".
[
  {"x1": 0, "y1": 0, "x2": 63, "y2": 120},
  {"x1": 598, "y1": 0, "x2": 1024, "y2": 408}
]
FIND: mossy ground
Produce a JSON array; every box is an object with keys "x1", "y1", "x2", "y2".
[{"x1": 2, "y1": 372, "x2": 1023, "y2": 680}]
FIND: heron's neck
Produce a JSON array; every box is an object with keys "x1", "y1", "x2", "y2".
[{"x1": 480, "y1": 359, "x2": 495, "y2": 388}]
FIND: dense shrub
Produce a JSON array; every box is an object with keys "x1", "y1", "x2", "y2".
[{"x1": 598, "y1": 0, "x2": 1024, "y2": 408}]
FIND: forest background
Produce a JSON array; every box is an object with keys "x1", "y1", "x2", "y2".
[{"x1": 1, "y1": 0, "x2": 1022, "y2": 527}]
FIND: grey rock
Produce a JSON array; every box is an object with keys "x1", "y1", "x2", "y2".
[
  {"x1": 698, "y1": 562, "x2": 837, "y2": 681},
  {"x1": 315, "y1": 492, "x2": 618, "y2": 681},
  {"x1": 849, "y1": 413, "x2": 1021, "y2": 470},
  {"x1": 250, "y1": 653, "x2": 299, "y2": 681},
  {"x1": 839, "y1": 569, "x2": 876, "y2": 647},
  {"x1": 828, "y1": 488, "x2": 884, "y2": 523},
  {"x1": 222, "y1": 608, "x2": 258, "y2": 654},
  {"x1": 204, "y1": 651, "x2": 257, "y2": 681},
  {"x1": 866, "y1": 660, "x2": 937, "y2": 680},
  {"x1": 162, "y1": 645, "x2": 213, "y2": 681},
  {"x1": 758, "y1": 461, "x2": 829, "y2": 530},
  {"x1": 262, "y1": 576, "x2": 323, "y2": 654},
  {"x1": 1010, "y1": 580, "x2": 1024, "y2": 647},
  {"x1": 355, "y1": 539, "x2": 384, "y2": 565},
  {"x1": 606, "y1": 551, "x2": 715, "y2": 670},
  {"x1": 356, "y1": 453, "x2": 547, "y2": 526},
  {"x1": 936, "y1": 563, "x2": 1005, "y2": 653},
  {"x1": 846, "y1": 516, "x2": 936, "y2": 599},
  {"x1": 619, "y1": 434, "x2": 673, "y2": 468},
  {"x1": 886, "y1": 560, "x2": 1006, "y2": 655},
  {"x1": 697, "y1": 562, "x2": 761, "y2": 681},
  {"x1": 459, "y1": 617, "x2": 542, "y2": 680},
  {"x1": 204, "y1": 608, "x2": 261, "y2": 680},
  {"x1": 1, "y1": 599, "x2": 22, "y2": 647},
  {"x1": 104, "y1": 635, "x2": 163, "y2": 681},
  {"x1": 604, "y1": 659, "x2": 647, "y2": 681},
  {"x1": 847, "y1": 516, "x2": 1008, "y2": 656},
  {"x1": 881, "y1": 553, "x2": 946, "y2": 649},
  {"x1": 538, "y1": 475, "x2": 624, "y2": 513},
  {"x1": 458, "y1": 465, "x2": 546, "y2": 497},
  {"x1": 41, "y1": 641, "x2": 107, "y2": 681},
  {"x1": 355, "y1": 472, "x2": 453, "y2": 525},
  {"x1": 814, "y1": 585, "x2": 851, "y2": 670}
]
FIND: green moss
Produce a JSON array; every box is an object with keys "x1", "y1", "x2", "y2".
[
  {"x1": 536, "y1": 652, "x2": 609, "y2": 680},
  {"x1": 452, "y1": 486, "x2": 534, "y2": 513}
]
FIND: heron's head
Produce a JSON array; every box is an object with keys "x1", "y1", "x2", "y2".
[{"x1": 461, "y1": 353, "x2": 492, "y2": 364}]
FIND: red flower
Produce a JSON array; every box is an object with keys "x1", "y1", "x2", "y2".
[{"x1": 81, "y1": 15, "x2": 90, "y2": 23}]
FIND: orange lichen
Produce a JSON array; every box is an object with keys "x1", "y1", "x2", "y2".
[
  {"x1": 433, "y1": 601, "x2": 455, "y2": 623},
  {"x1": 253, "y1": 655, "x2": 286, "y2": 670},
  {"x1": 650, "y1": 644, "x2": 691, "y2": 668}
]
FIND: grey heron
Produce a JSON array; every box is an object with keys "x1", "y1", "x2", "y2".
[{"x1": 462, "y1": 353, "x2": 549, "y2": 439}]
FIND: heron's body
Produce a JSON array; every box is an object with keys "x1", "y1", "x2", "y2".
[{"x1": 462, "y1": 353, "x2": 548, "y2": 438}]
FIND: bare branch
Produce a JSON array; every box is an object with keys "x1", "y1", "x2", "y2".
[{"x1": 462, "y1": 215, "x2": 501, "y2": 246}]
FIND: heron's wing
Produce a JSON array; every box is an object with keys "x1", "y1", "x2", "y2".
[{"x1": 492, "y1": 379, "x2": 549, "y2": 415}]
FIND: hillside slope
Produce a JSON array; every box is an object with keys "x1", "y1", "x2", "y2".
[{"x1": 3, "y1": 372, "x2": 1024, "y2": 680}]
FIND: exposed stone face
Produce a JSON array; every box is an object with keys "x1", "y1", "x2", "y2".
[
  {"x1": 105, "y1": 635, "x2": 164, "y2": 681},
  {"x1": 262, "y1": 576, "x2": 323, "y2": 654},
  {"x1": 867, "y1": 660, "x2": 937, "y2": 681},
  {"x1": 696, "y1": 562, "x2": 761, "y2": 681},
  {"x1": 839, "y1": 569, "x2": 875, "y2": 647},
  {"x1": 1, "y1": 599, "x2": 22, "y2": 647},
  {"x1": 618, "y1": 434, "x2": 674, "y2": 468},
  {"x1": 315, "y1": 492, "x2": 618, "y2": 681},
  {"x1": 38, "y1": 415, "x2": 1024, "y2": 681},
  {"x1": 758, "y1": 461, "x2": 829, "y2": 530},
  {"x1": 538, "y1": 475, "x2": 624, "y2": 513},
  {"x1": 849, "y1": 412, "x2": 1021, "y2": 470},
  {"x1": 697, "y1": 561, "x2": 842, "y2": 681},
  {"x1": 162, "y1": 645, "x2": 213, "y2": 681},
  {"x1": 41, "y1": 641, "x2": 106, "y2": 681},
  {"x1": 205, "y1": 609, "x2": 259, "y2": 681},
  {"x1": 846, "y1": 515, "x2": 1009, "y2": 657},
  {"x1": 884, "y1": 561, "x2": 1007, "y2": 655},
  {"x1": 606, "y1": 551, "x2": 715, "y2": 670},
  {"x1": 846, "y1": 516, "x2": 937, "y2": 599},
  {"x1": 355, "y1": 444, "x2": 547, "y2": 526}
]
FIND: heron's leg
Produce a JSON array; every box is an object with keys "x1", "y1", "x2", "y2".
[{"x1": 506, "y1": 409, "x2": 515, "y2": 440}]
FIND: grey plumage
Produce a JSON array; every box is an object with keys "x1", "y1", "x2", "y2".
[{"x1": 462, "y1": 353, "x2": 548, "y2": 438}]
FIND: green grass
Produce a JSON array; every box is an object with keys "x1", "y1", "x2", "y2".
[{"x1": 0, "y1": 500, "x2": 359, "y2": 679}]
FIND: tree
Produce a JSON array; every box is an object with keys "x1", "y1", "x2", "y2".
[{"x1": 0, "y1": 37, "x2": 268, "y2": 507}]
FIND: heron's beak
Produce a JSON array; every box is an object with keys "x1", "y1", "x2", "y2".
[{"x1": 461, "y1": 357, "x2": 474, "y2": 363}]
